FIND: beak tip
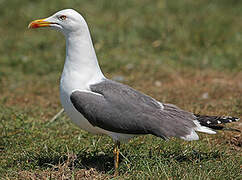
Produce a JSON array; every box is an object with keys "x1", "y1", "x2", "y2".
[
  {"x1": 27, "y1": 18, "x2": 49, "y2": 29},
  {"x1": 28, "y1": 21, "x2": 36, "y2": 29},
  {"x1": 28, "y1": 23, "x2": 32, "y2": 29}
]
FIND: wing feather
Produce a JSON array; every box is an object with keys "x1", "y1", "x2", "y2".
[{"x1": 70, "y1": 80, "x2": 196, "y2": 139}]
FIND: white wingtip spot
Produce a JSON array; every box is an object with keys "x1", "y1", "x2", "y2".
[
  {"x1": 217, "y1": 120, "x2": 221, "y2": 124},
  {"x1": 207, "y1": 121, "x2": 211, "y2": 124}
]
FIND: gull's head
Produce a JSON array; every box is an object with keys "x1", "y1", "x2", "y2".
[{"x1": 28, "y1": 9, "x2": 87, "y2": 36}]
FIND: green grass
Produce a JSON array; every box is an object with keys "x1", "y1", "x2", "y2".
[{"x1": 0, "y1": 0, "x2": 241, "y2": 179}]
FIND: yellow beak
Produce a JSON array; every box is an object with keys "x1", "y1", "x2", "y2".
[{"x1": 28, "y1": 18, "x2": 51, "y2": 29}]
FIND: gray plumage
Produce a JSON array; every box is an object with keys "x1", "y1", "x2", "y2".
[{"x1": 70, "y1": 79, "x2": 197, "y2": 140}]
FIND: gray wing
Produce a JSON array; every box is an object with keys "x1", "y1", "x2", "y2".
[{"x1": 70, "y1": 79, "x2": 196, "y2": 139}]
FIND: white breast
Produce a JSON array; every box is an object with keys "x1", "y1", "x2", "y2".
[
  {"x1": 59, "y1": 66, "x2": 108, "y2": 135},
  {"x1": 58, "y1": 24, "x2": 135, "y2": 141}
]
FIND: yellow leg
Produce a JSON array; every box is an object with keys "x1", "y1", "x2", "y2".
[{"x1": 113, "y1": 141, "x2": 120, "y2": 176}]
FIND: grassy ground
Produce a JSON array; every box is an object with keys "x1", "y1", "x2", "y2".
[{"x1": 0, "y1": 0, "x2": 241, "y2": 179}]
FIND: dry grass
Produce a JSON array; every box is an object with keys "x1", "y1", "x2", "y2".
[
  {"x1": 16, "y1": 153, "x2": 110, "y2": 180},
  {"x1": 1, "y1": 68, "x2": 241, "y2": 179}
]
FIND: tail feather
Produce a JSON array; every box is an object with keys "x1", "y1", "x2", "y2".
[{"x1": 194, "y1": 114, "x2": 240, "y2": 132}]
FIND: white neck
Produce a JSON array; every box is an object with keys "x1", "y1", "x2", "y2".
[{"x1": 60, "y1": 28, "x2": 105, "y2": 94}]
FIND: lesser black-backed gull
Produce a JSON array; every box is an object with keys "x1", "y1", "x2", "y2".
[{"x1": 28, "y1": 9, "x2": 240, "y2": 175}]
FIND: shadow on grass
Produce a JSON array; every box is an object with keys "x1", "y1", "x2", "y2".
[
  {"x1": 13, "y1": 148, "x2": 221, "y2": 174},
  {"x1": 31, "y1": 150, "x2": 118, "y2": 173},
  {"x1": 77, "y1": 153, "x2": 116, "y2": 172}
]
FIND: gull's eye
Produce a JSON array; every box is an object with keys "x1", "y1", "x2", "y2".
[{"x1": 59, "y1": 15, "x2": 67, "y2": 21}]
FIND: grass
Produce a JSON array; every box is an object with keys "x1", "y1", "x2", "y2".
[{"x1": 0, "y1": 0, "x2": 241, "y2": 179}]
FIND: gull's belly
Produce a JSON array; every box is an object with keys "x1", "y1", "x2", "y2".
[
  {"x1": 59, "y1": 87, "x2": 135, "y2": 142},
  {"x1": 59, "y1": 75, "x2": 135, "y2": 142},
  {"x1": 60, "y1": 86, "x2": 108, "y2": 135}
]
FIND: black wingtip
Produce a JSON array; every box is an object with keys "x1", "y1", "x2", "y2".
[
  {"x1": 194, "y1": 114, "x2": 240, "y2": 132},
  {"x1": 194, "y1": 114, "x2": 240, "y2": 125}
]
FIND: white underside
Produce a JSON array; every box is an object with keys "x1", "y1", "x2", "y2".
[
  {"x1": 59, "y1": 64, "x2": 136, "y2": 142},
  {"x1": 60, "y1": 85, "x2": 136, "y2": 142},
  {"x1": 180, "y1": 120, "x2": 216, "y2": 141},
  {"x1": 180, "y1": 129, "x2": 199, "y2": 141}
]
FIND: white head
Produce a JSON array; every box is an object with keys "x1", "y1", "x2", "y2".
[
  {"x1": 28, "y1": 9, "x2": 88, "y2": 36},
  {"x1": 28, "y1": 8, "x2": 104, "y2": 82}
]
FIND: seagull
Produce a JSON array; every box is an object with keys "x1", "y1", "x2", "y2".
[{"x1": 28, "y1": 9, "x2": 240, "y2": 175}]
